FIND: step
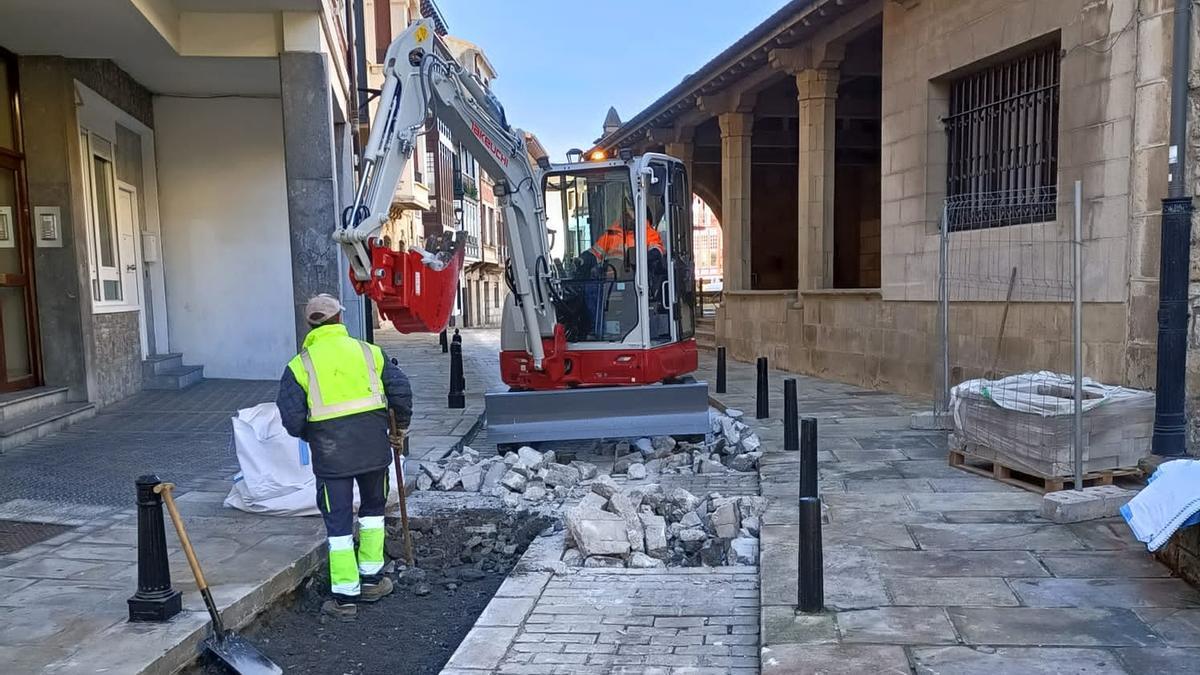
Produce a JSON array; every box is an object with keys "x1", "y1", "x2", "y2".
[
  {"x1": 0, "y1": 386, "x2": 70, "y2": 422},
  {"x1": 144, "y1": 365, "x2": 204, "y2": 390},
  {"x1": 0, "y1": 401, "x2": 96, "y2": 453},
  {"x1": 142, "y1": 353, "x2": 183, "y2": 378}
]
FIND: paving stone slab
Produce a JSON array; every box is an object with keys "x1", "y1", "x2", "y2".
[
  {"x1": 894, "y1": 459, "x2": 975, "y2": 478},
  {"x1": 843, "y1": 478, "x2": 935, "y2": 493},
  {"x1": 908, "y1": 492, "x2": 1043, "y2": 512},
  {"x1": 1009, "y1": 578, "x2": 1200, "y2": 609},
  {"x1": 761, "y1": 643, "x2": 910, "y2": 674},
  {"x1": 477, "y1": 596, "x2": 539, "y2": 627},
  {"x1": 1038, "y1": 552, "x2": 1171, "y2": 578},
  {"x1": 927, "y1": 478, "x2": 1029, "y2": 493},
  {"x1": 1114, "y1": 647, "x2": 1200, "y2": 675},
  {"x1": 908, "y1": 523, "x2": 1086, "y2": 551},
  {"x1": 884, "y1": 576, "x2": 1020, "y2": 607},
  {"x1": 760, "y1": 606, "x2": 837, "y2": 645},
  {"x1": 826, "y1": 506, "x2": 945, "y2": 525},
  {"x1": 875, "y1": 547, "x2": 1050, "y2": 579},
  {"x1": 823, "y1": 546, "x2": 889, "y2": 610},
  {"x1": 837, "y1": 607, "x2": 958, "y2": 644},
  {"x1": 1066, "y1": 522, "x2": 1141, "y2": 551},
  {"x1": 823, "y1": 522, "x2": 918, "y2": 549},
  {"x1": 496, "y1": 571, "x2": 553, "y2": 598},
  {"x1": 940, "y1": 510, "x2": 1047, "y2": 524},
  {"x1": 1133, "y1": 609, "x2": 1200, "y2": 646},
  {"x1": 947, "y1": 607, "x2": 1162, "y2": 647},
  {"x1": 912, "y1": 646, "x2": 1129, "y2": 675},
  {"x1": 446, "y1": 626, "x2": 522, "y2": 670}
]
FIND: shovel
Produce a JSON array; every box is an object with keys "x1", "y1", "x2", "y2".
[
  {"x1": 388, "y1": 410, "x2": 415, "y2": 567},
  {"x1": 154, "y1": 482, "x2": 282, "y2": 675}
]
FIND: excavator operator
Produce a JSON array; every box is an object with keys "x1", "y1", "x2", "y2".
[{"x1": 577, "y1": 208, "x2": 665, "y2": 279}]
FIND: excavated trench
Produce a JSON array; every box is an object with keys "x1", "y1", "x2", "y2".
[{"x1": 189, "y1": 508, "x2": 550, "y2": 675}]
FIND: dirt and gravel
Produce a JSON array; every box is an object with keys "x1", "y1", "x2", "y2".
[{"x1": 190, "y1": 508, "x2": 549, "y2": 675}]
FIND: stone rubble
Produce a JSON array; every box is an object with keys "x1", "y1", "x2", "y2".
[
  {"x1": 414, "y1": 446, "x2": 592, "y2": 505},
  {"x1": 605, "y1": 409, "x2": 764, "y2": 478},
  {"x1": 563, "y1": 480, "x2": 767, "y2": 568}
]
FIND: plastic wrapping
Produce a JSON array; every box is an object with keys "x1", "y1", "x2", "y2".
[{"x1": 950, "y1": 371, "x2": 1152, "y2": 477}]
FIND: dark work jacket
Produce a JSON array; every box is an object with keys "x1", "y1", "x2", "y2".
[{"x1": 277, "y1": 347, "x2": 413, "y2": 479}]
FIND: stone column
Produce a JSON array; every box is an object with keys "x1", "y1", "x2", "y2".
[
  {"x1": 718, "y1": 113, "x2": 753, "y2": 291},
  {"x1": 795, "y1": 67, "x2": 840, "y2": 291},
  {"x1": 664, "y1": 141, "x2": 694, "y2": 183},
  {"x1": 279, "y1": 51, "x2": 343, "y2": 347}
]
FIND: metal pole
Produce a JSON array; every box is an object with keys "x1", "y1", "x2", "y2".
[
  {"x1": 716, "y1": 346, "x2": 727, "y2": 394},
  {"x1": 448, "y1": 339, "x2": 466, "y2": 409},
  {"x1": 1152, "y1": 0, "x2": 1194, "y2": 457},
  {"x1": 756, "y1": 357, "x2": 769, "y2": 419},
  {"x1": 937, "y1": 202, "x2": 950, "y2": 414},
  {"x1": 440, "y1": 329, "x2": 449, "y2": 353},
  {"x1": 1073, "y1": 181, "x2": 1084, "y2": 489},
  {"x1": 127, "y1": 475, "x2": 182, "y2": 622},
  {"x1": 784, "y1": 378, "x2": 799, "y2": 452},
  {"x1": 797, "y1": 416, "x2": 823, "y2": 613}
]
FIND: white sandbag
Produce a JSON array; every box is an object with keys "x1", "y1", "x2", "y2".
[{"x1": 223, "y1": 402, "x2": 401, "y2": 517}]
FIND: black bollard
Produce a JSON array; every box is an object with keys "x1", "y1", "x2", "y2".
[
  {"x1": 448, "y1": 338, "x2": 466, "y2": 409},
  {"x1": 798, "y1": 496, "x2": 825, "y2": 613},
  {"x1": 800, "y1": 417, "x2": 819, "y2": 498},
  {"x1": 716, "y1": 347, "x2": 727, "y2": 394},
  {"x1": 797, "y1": 416, "x2": 824, "y2": 613},
  {"x1": 452, "y1": 328, "x2": 462, "y2": 344},
  {"x1": 755, "y1": 357, "x2": 769, "y2": 419},
  {"x1": 784, "y1": 379, "x2": 799, "y2": 452},
  {"x1": 127, "y1": 475, "x2": 182, "y2": 622},
  {"x1": 439, "y1": 329, "x2": 448, "y2": 353}
]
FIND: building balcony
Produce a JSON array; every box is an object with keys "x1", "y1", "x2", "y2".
[{"x1": 393, "y1": 180, "x2": 431, "y2": 212}]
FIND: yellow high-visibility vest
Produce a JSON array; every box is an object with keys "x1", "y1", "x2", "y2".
[{"x1": 287, "y1": 324, "x2": 386, "y2": 422}]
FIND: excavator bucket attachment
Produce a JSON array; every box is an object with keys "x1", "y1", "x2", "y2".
[
  {"x1": 355, "y1": 232, "x2": 466, "y2": 333},
  {"x1": 485, "y1": 380, "x2": 711, "y2": 446}
]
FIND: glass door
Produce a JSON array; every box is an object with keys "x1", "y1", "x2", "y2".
[
  {"x1": 0, "y1": 49, "x2": 40, "y2": 391},
  {"x1": 667, "y1": 162, "x2": 696, "y2": 340},
  {"x1": 645, "y1": 159, "x2": 696, "y2": 345}
]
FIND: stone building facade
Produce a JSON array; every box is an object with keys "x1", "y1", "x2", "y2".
[{"x1": 594, "y1": 0, "x2": 1195, "y2": 431}]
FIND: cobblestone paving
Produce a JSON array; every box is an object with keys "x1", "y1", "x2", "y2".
[
  {"x1": 697, "y1": 352, "x2": 1200, "y2": 675},
  {"x1": 498, "y1": 569, "x2": 760, "y2": 674}
]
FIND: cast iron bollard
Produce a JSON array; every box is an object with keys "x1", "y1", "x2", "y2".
[
  {"x1": 448, "y1": 337, "x2": 466, "y2": 409},
  {"x1": 784, "y1": 378, "x2": 799, "y2": 452},
  {"x1": 716, "y1": 347, "x2": 727, "y2": 394},
  {"x1": 756, "y1": 357, "x2": 769, "y2": 419},
  {"x1": 452, "y1": 328, "x2": 463, "y2": 344},
  {"x1": 440, "y1": 329, "x2": 448, "y2": 353},
  {"x1": 797, "y1": 416, "x2": 824, "y2": 613},
  {"x1": 127, "y1": 474, "x2": 182, "y2": 622}
]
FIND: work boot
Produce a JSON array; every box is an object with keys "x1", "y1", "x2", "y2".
[
  {"x1": 359, "y1": 576, "x2": 394, "y2": 603},
  {"x1": 320, "y1": 598, "x2": 357, "y2": 622}
]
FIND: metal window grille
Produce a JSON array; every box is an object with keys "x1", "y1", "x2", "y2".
[{"x1": 944, "y1": 44, "x2": 1060, "y2": 231}]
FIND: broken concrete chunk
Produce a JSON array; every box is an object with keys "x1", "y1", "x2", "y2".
[
  {"x1": 459, "y1": 463, "x2": 484, "y2": 492},
  {"x1": 741, "y1": 516, "x2": 761, "y2": 537},
  {"x1": 615, "y1": 440, "x2": 631, "y2": 455},
  {"x1": 500, "y1": 470, "x2": 527, "y2": 493},
  {"x1": 416, "y1": 474, "x2": 433, "y2": 491},
  {"x1": 639, "y1": 513, "x2": 668, "y2": 559},
  {"x1": 591, "y1": 474, "x2": 620, "y2": 499},
  {"x1": 570, "y1": 460, "x2": 598, "y2": 480},
  {"x1": 502, "y1": 493, "x2": 521, "y2": 509},
  {"x1": 635, "y1": 437, "x2": 655, "y2": 456},
  {"x1": 698, "y1": 458, "x2": 727, "y2": 474},
  {"x1": 422, "y1": 464, "x2": 445, "y2": 482},
  {"x1": 516, "y1": 446, "x2": 546, "y2": 472},
  {"x1": 627, "y1": 463, "x2": 648, "y2": 480},
  {"x1": 481, "y1": 461, "x2": 508, "y2": 491},
  {"x1": 613, "y1": 453, "x2": 644, "y2": 474},
  {"x1": 524, "y1": 485, "x2": 547, "y2": 501},
  {"x1": 608, "y1": 493, "x2": 645, "y2": 552},
  {"x1": 677, "y1": 528, "x2": 707, "y2": 553},
  {"x1": 709, "y1": 500, "x2": 741, "y2": 539},
  {"x1": 651, "y1": 436, "x2": 677, "y2": 457},
  {"x1": 700, "y1": 539, "x2": 727, "y2": 566},
  {"x1": 736, "y1": 496, "x2": 769, "y2": 521},
  {"x1": 438, "y1": 470, "x2": 461, "y2": 491},
  {"x1": 504, "y1": 452, "x2": 519, "y2": 465},
  {"x1": 566, "y1": 506, "x2": 632, "y2": 557},
  {"x1": 562, "y1": 547, "x2": 584, "y2": 566},
  {"x1": 730, "y1": 537, "x2": 758, "y2": 565},
  {"x1": 720, "y1": 417, "x2": 742, "y2": 444},
  {"x1": 542, "y1": 462, "x2": 582, "y2": 488},
  {"x1": 579, "y1": 492, "x2": 608, "y2": 511},
  {"x1": 679, "y1": 512, "x2": 703, "y2": 530},
  {"x1": 629, "y1": 552, "x2": 666, "y2": 569},
  {"x1": 583, "y1": 555, "x2": 626, "y2": 568},
  {"x1": 461, "y1": 447, "x2": 480, "y2": 463},
  {"x1": 739, "y1": 434, "x2": 762, "y2": 454},
  {"x1": 643, "y1": 459, "x2": 663, "y2": 475},
  {"x1": 728, "y1": 451, "x2": 762, "y2": 472}
]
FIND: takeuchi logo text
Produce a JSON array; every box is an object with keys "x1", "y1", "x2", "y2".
[{"x1": 471, "y1": 121, "x2": 509, "y2": 168}]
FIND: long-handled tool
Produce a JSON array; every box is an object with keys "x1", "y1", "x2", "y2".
[
  {"x1": 388, "y1": 410, "x2": 415, "y2": 567},
  {"x1": 155, "y1": 483, "x2": 282, "y2": 675}
]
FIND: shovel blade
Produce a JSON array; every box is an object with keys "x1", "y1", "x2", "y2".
[{"x1": 205, "y1": 633, "x2": 282, "y2": 675}]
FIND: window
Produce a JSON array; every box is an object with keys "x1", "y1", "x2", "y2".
[
  {"x1": 79, "y1": 129, "x2": 138, "y2": 309},
  {"x1": 493, "y1": 281, "x2": 499, "y2": 309},
  {"x1": 944, "y1": 43, "x2": 1059, "y2": 230}
]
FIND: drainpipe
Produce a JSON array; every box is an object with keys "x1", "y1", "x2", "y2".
[
  {"x1": 1152, "y1": 0, "x2": 1194, "y2": 456},
  {"x1": 346, "y1": 0, "x2": 375, "y2": 340}
]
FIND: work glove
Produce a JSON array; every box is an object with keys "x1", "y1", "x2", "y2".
[{"x1": 388, "y1": 428, "x2": 407, "y2": 450}]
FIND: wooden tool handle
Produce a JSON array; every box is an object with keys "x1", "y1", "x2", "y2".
[{"x1": 154, "y1": 482, "x2": 208, "y2": 592}]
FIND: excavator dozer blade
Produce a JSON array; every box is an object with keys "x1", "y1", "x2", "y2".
[{"x1": 484, "y1": 380, "x2": 711, "y2": 446}]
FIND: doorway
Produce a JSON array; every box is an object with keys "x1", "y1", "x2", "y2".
[{"x1": 0, "y1": 48, "x2": 42, "y2": 391}]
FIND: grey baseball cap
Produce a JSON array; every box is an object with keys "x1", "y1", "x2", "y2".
[{"x1": 304, "y1": 294, "x2": 344, "y2": 326}]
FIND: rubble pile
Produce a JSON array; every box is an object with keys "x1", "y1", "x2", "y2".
[
  {"x1": 414, "y1": 445, "x2": 595, "y2": 508},
  {"x1": 609, "y1": 409, "x2": 763, "y2": 478},
  {"x1": 563, "y1": 476, "x2": 766, "y2": 568}
]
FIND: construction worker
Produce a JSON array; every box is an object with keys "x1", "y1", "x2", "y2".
[
  {"x1": 277, "y1": 293, "x2": 413, "y2": 621},
  {"x1": 580, "y1": 209, "x2": 665, "y2": 276}
]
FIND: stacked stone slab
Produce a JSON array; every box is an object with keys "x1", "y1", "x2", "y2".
[
  {"x1": 414, "y1": 446, "x2": 596, "y2": 509},
  {"x1": 563, "y1": 479, "x2": 766, "y2": 568},
  {"x1": 608, "y1": 409, "x2": 764, "y2": 477}
]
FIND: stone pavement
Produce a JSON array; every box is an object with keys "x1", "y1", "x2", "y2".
[
  {"x1": 697, "y1": 353, "x2": 1200, "y2": 674},
  {"x1": 0, "y1": 327, "x2": 500, "y2": 674}
]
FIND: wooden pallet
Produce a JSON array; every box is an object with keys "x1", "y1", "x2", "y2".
[{"x1": 948, "y1": 448, "x2": 1139, "y2": 494}]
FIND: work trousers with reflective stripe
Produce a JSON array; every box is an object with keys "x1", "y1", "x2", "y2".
[{"x1": 316, "y1": 468, "x2": 389, "y2": 598}]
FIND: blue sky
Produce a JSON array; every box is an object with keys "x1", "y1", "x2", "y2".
[{"x1": 436, "y1": 0, "x2": 787, "y2": 160}]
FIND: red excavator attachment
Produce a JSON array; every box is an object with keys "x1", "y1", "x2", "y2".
[{"x1": 352, "y1": 232, "x2": 466, "y2": 333}]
